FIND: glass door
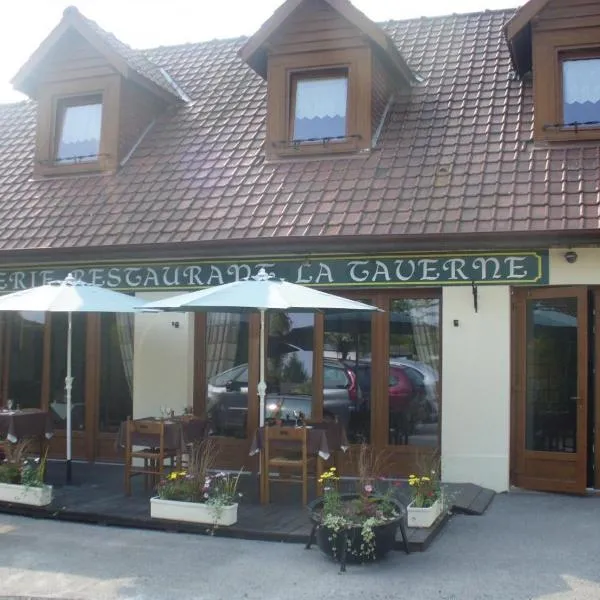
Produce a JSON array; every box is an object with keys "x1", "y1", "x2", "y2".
[{"x1": 513, "y1": 287, "x2": 588, "y2": 493}]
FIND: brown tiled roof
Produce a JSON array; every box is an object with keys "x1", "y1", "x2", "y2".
[{"x1": 0, "y1": 8, "x2": 599, "y2": 255}]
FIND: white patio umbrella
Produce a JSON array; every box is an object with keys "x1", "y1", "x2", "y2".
[
  {"x1": 143, "y1": 268, "x2": 380, "y2": 427},
  {"x1": 0, "y1": 273, "x2": 146, "y2": 483}
]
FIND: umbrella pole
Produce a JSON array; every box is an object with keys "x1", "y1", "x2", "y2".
[
  {"x1": 65, "y1": 312, "x2": 73, "y2": 484},
  {"x1": 258, "y1": 309, "x2": 267, "y2": 428}
]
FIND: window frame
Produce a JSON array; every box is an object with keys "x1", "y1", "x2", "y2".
[
  {"x1": 559, "y1": 49, "x2": 600, "y2": 131},
  {"x1": 288, "y1": 67, "x2": 349, "y2": 144},
  {"x1": 266, "y1": 48, "x2": 372, "y2": 158},
  {"x1": 34, "y1": 75, "x2": 121, "y2": 177},
  {"x1": 533, "y1": 25, "x2": 600, "y2": 142}
]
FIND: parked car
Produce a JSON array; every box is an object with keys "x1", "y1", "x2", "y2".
[
  {"x1": 342, "y1": 358, "x2": 434, "y2": 444},
  {"x1": 389, "y1": 357, "x2": 439, "y2": 422},
  {"x1": 207, "y1": 353, "x2": 362, "y2": 436}
]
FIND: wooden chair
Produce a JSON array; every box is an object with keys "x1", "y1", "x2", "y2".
[
  {"x1": 262, "y1": 425, "x2": 322, "y2": 506},
  {"x1": 124, "y1": 418, "x2": 177, "y2": 496}
]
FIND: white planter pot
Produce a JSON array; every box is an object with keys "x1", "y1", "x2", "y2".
[
  {"x1": 0, "y1": 482, "x2": 53, "y2": 507},
  {"x1": 407, "y1": 498, "x2": 443, "y2": 528},
  {"x1": 150, "y1": 497, "x2": 238, "y2": 526}
]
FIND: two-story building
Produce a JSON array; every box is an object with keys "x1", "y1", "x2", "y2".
[{"x1": 0, "y1": 0, "x2": 598, "y2": 494}]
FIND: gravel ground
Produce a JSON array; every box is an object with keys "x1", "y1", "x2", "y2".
[{"x1": 0, "y1": 491, "x2": 599, "y2": 600}]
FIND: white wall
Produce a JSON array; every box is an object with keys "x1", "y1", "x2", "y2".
[
  {"x1": 132, "y1": 292, "x2": 195, "y2": 419},
  {"x1": 550, "y1": 247, "x2": 600, "y2": 285},
  {"x1": 441, "y1": 285, "x2": 511, "y2": 492}
]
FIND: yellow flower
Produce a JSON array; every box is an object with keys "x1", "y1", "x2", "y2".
[{"x1": 421, "y1": 476, "x2": 431, "y2": 482}]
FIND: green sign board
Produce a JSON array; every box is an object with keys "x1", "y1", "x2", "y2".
[{"x1": 0, "y1": 251, "x2": 548, "y2": 292}]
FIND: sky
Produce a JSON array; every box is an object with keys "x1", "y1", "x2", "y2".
[{"x1": 0, "y1": 0, "x2": 522, "y2": 103}]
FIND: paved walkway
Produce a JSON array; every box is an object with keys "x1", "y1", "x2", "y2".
[{"x1": 1, "y1": 491, "x2": 599, "y2": 600}]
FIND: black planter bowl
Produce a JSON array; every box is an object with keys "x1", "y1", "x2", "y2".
[{"x1": 306, "y1": 493, "x2": 410, "y2": 572}]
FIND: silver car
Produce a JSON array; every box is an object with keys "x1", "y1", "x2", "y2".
[{"x1": 207, "y1": 355, "x2": 362, "y2": 435}]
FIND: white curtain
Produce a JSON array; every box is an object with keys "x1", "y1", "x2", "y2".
[
  {"x1": 57, "y1": 103, "x2": 102, "y2": 160},
  {"x1": 116, "y1": 313, "x2": 134, "y2": 395},
  {"x1": 563, "y1": 59, "x2": 600, "y2": 104},
  {"x1": 206, "y1": 313, "x2": 242, "y2": 379},
  {"x1": 295, "y1": 77, "x2": 347, "y2": 119}
]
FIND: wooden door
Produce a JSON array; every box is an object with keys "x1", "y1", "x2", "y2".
[
  {"x1": 328, "y1": 290, "x2": 441, "y2": 477},
  {"x1": 512, "y1": 287, "x2": 588, "y2": 493}
]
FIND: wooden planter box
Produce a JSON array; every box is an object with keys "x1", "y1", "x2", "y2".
[
  {"x1": 407, "y1": 498, "x2": 443, "y2": 528},
  {"x1": 150, "y1": 497, "x2": 238, "y2": 526},
  {"x1": 0, "y1": 482, "x2": 53, "y2": 507}
]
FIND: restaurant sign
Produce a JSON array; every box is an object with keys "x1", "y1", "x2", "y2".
[{"x1": 0, "y1": 251, "x2": 548, "y2": 292}]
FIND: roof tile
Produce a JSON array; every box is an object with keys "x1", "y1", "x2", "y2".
[{"x1": 0, "y1": 7, "x2": 598, "y2": 254}]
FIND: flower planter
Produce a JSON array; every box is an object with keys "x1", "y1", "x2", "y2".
[
  {"x1": 307, "y1": 493, "x2": 408, "y2": 571},
  {"x1": 0, "y1": 482, "x2": 53, "y2": 506},
  {"x1": 407, "y1": 498, "x2": 442, "y2": 528},
  {"x1": 150, "y1": 497, "x2": 238, "y2": 526}
]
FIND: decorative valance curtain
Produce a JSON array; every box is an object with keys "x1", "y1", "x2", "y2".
[{"x1": 293, "y1": 77, "x2": 347, "y2": 140}]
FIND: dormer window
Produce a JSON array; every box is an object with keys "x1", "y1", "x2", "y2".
[
  {"x1": 291, "y1": 70, "x2": 348, "y2": 142},
  {"x1": 55, "y1": 94, "x2": 103, "y2": 163},
  {"x1": 562, "y1": 57, "x2": 600, "y2": 126}
]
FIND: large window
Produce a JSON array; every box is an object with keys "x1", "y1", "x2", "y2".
[
  {"x1": 562, "y1": 58, "x2": 600, "y2": 125},
  {"x1": 265, "y1": 312, "x2": 315, "y2": 421},
  {"x1": 205, "y1": 313, "x2": 249, "y2": 438},
  {"x1": 4, "y1": 313, "x2": 45, "y2": 409},
  {"x1": 323, "y1": 305, "x2": 372, "y2": 443},
  {"x1": 99, "y1": 314, "x2": 134, "y2": 433},
  {"x1": 55, "y1": 94, "x2": 103, "y2": 163},
  {"x1": 291, "y1": 71, "x2": 348, "y2": 142},
  {"x1": 387, "y1": 298, "x2": 440, "y2": 448}
]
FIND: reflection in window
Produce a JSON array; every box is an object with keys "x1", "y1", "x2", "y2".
[
  {"x1": 525, "y1": 299, "x2": 578, "y2": 452},
  {"x1": 99, "y1": 314, "x2": 134, "y2": 433},
  {"x1": 266, "y1": 312, "x2": 314, "y2": 422},
  {"x1": 206, "y1": 313, "x2": 249, "y2": 438},
  {"x1": 56, "y1": 95, "x2": 103, "y2": 163},
  {"x1": 49, "y1": 314, "x2": 87, "y2": 431},
  {"x1": 292, "y1": 72, "x2": 348, "y2": 141},
  {"x1": 388, "y1": 299, "x2": 440, "y2": 448},
  {"x1": 323, "y1": 306, "x2": 372, "y2": 443},
  {"x1": 4, "y1": 312, "x2": 45, "y2": 409},
  {"x1": 563, "y1": 58, "x2": 600, "y2": 125}
]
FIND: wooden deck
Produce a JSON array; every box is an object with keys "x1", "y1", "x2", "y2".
[{"x1": 0, "y1": 461, "x2": 494, "y2": 552}]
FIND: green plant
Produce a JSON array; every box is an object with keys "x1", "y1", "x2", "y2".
[
  {"x1": 0, "y1": 440, "x2": 48, "y2": 487},
  {"x1": 407, "y1": 453, "x2": 441, "y2": 508},
  {"x1": 316, "y1": 445, "x2": 400, "y2": 561},
  {"x1": 156, "y1": 438, "x2": 243, "y2": 519}
]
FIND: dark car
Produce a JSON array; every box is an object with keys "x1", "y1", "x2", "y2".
[
  {"x1": 207, "y1": 354, "x2": 362, "y2": 436},
  {"x1": 343, "y1": 359, "x2": 429, "y2": 444}
]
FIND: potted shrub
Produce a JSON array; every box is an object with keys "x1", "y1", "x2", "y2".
[
  {"x1": 0, "y1": 440, "x2": 53, "y2": 507},
  {"x1": 150, "y1": 439, "x2": 242, "y2": 527},
  {"x1": 406, "y1": 466, "x2": 443, "y2": 528},
  {"x1": 306, "y1": 445, "x2": 409, "y2": 572}
]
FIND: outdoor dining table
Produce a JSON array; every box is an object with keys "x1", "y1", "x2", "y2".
[
  {"x1": 116, "y1": 415, "x2": 210, "y2": 456},
  {"x1": 249, "y1": 421, "x2": 348, "y2": 504},
  {"x1": 0, "y1": 408, "x2": 54, "y2": 444},
  {"x1": 248, "y1": 421, "x2": 349, "y2": 461}
]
